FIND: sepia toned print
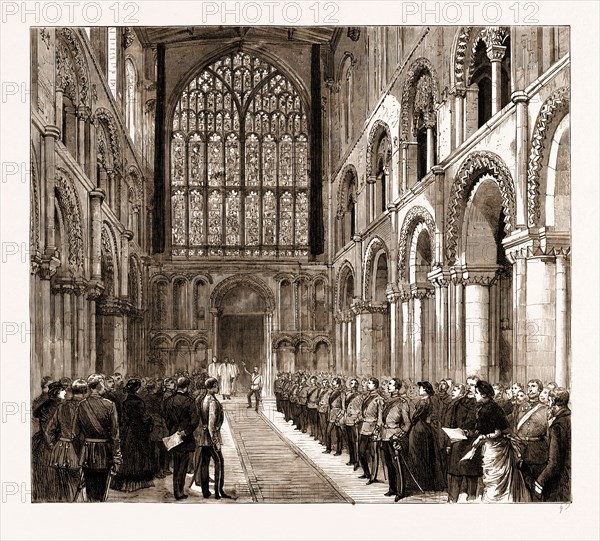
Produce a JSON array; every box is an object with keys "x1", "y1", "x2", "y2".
[{"x1": 30, "y1": 25, "x2": 570, "y2": 504}]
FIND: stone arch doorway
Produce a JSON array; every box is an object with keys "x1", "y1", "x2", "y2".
[
  {"x1": 211, "y1": 275, "x2": 275, "y2": 395},
  {"x1": 461, "y1": 176, "x2": 512, "y2": 383}
]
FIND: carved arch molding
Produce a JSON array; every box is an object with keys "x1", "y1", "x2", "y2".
[
  {"x1": 398, "y1": 206, "x2": 437, "y2": 282},
  {"x1": 527, "y1": 86, "x2": 570, "y2": 228},
  {"x1": 446, "y1": 151, "x2": 516, "y2": 264},
  {"x1": 210, "y1": 274, "x2": 276, "y2": 313}
]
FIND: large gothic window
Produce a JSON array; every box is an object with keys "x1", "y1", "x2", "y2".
[{"x1": 170, "y1": 51, "x2": 310, "y2": 258}]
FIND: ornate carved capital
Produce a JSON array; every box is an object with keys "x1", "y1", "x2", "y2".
[
  {"x1": 38, "y1": 254, "x2": 61, "y2": 280},
  {"x1": 428, "y1": 266, "x2": 451, "y2": 288},
  {"x1": 76, "y1": 106, "x2": 91, "y2": 121},
  {"x1": 487, "y1": 44, "x2": 507, "y2": 62},
  {"x1": 460, "y1": 266, "x2": 501, "y2": 287},
  {"x1": 411, "y1": 285, "x2": 434, "y2": 300},
  {"x1": 385, "y1": 283, "x2": 400, "y2": 303},
  {"x1": 51, "y1": 278, "x2": 76, "y2": 296},
  {"x1": 86, "y1": 281, "x2": 105, "y2": 300},
  {"x1": 350, "y1": 299, "x2": 368, "y2": 315},
  {"x1": 121, "y1": 229, "x2": 134, "y2": 242},
  {"x1": 368, "y1": 302, "x2": 389, "y2": 314},
  {"x1": 123, "y1": 27, "x2": 135, "y2": 49},
  {"x1": 96, "y1": 296, "x2": 128, "y2": 316},
  {"x1": 347, "y1": 27, "x2": 360, "y2": 42}
]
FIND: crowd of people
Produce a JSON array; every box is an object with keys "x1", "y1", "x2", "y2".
[
  {"x1": 30, "y1": 360, "x2": 571, "y2": 504},
  {"x1": 274, "y1": 372, "x2": 571, "y2": 503},
  {"x1": 30, "y1": 357, "x2": 250, "y2": 502}
]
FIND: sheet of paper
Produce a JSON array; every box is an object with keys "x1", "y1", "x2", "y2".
[
  {"x1": 442, "y1": 427, "x2": 467, "y2": 440},
  {"x1": 460, "y1": 447, "x2": 477, "y2": 461},
  {"x1": 162, "y1": 432, "x2": 183, "y2": 451}
]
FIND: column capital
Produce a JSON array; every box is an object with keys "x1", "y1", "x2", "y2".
[
  {"x1": 450, "y1": 86, "x2": 467, "y2": 98},
  {"x1": 385, "y1": 283, "x2": 400, "y2": 303},
  {"x1": 38, "y1": 253, "x2": 61, "y2": 280},
  {"x1": 86, "y1": 281, "x2": 105, "y2": 300},
  {"x1": 90, "y1": 188, "x2": 106, "y2": 202},
  {"x1": 487, "y1": 44, "x2": 507, "y2": 62},
  {"x1": 511, "y1": 90, "x2": 529, "y2": 104},
  {"x1": 428, "y1": 266, "x2": 451, "y2": 288},
  {"x1": 121, "y1": 229, "x2": 134, "y2": 241},
  {"x1": 411, "y1": 284, "x2": 434, "y2": 299},
  {"x1": 431, "y1": 165, "x2": 445, "y2": 177},
  {"x1": 44, "y1": 125, "x2": 61, "y2": 139},
  {"x1": 352, "y1": 234, "x2": 363, "y2": 243},
  {"x1": 350, "y1": 299, "x2": 368, "y2": 315},
  {"x1": 76, "y1": 105, "x2": 91, "y2": 120},
  {"x1": 460, "y1": 265, "x2": 501, "y2": 286}
]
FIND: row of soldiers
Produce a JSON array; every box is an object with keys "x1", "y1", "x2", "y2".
[{"x1": 274, "y1": 372, "x2": 571, "y2": 502}]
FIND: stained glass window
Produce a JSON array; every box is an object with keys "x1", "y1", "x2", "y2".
[{"x1": 170, "y1": 51, "x2": 310, "y2": 258}]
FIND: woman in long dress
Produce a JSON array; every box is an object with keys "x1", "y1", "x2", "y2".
[
  {"x1": 406, "y1": 381, "x2": 446, "y2": 493},
  {"x1": 472, "y1": 380, "x2": 531, "y2": 502},
  {"x1": 45, "y1": 378, "x2": 87, "y2": 502},
  {"x1": 112, "y1": 378, "x2": 155, "y2": 492},
  {"x1": 31, "y1": 381, "x2": 64, "y2": 502}
]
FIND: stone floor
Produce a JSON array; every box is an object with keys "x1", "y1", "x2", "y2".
[{"x1": 103, "y1": 395, "x2": 454, "y2": 504}]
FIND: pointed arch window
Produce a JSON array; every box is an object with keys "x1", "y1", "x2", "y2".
[{"x1": 170, "y1": 51, "x2": 310, "y2": 258}]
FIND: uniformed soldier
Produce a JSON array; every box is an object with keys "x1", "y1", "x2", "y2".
[
  {"x1": 197, "y1": 377, "x2": 231, "y2": 499},
  {"x1": 306, "y1": 375, "x2": 321, "y2": 439},
  {"x1": 72, "y1": 374, "x2": 122, "y2": 502},
  {"x1": 317, "y1": 379, "x2": 332, "y2": 445},
  {"x1": 297, "y1": 374, "x2": 309, "y2": 433},
  {"x1": 358, "y1": 377, "x2": 384, "y2": 483},
  {"x1": 324, "y1": 377, "x2": 345, "y2": 455},
  {"x1": 343, "y1": 378, "x2": 364, "y2": 469},
  {"x1": 380, "y1": 378, "x2": 411, "y2": 499}
]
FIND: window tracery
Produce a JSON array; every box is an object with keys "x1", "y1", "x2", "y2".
[{"x1": 170, "y1": 51, "x2": 310, "y2": 258}]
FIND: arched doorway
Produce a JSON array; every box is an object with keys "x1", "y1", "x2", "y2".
[
  {"x1": 212, "y1": 275, "x2": 275, "y2": 395},
  {"x1": 462, "y1": 176, "x2": 512, "y2": 382}
]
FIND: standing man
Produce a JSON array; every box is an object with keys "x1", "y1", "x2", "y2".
[
  {"x1": 380, "y1": 378, "x2": 411, "y2": 499},
  {"x1": 208, "y1": 356, "x2": 221, "y2": 380},
  {"x1": 513, "y1": 378, "x2": 549, "y2": 493},
  {"x1": 344, "y1": 378, "x2": 364, "y2": 470},
  {"x1": 243, "y1": 363, "x2": 263, "y2": 412},
  {"x1": 358, "y1": 377, "x2": 384, "y2": 484},
  {"x1": 306, "y1": 376, "x2": 321, "y2": 439},
  {"x1": 218, "y1": 357, "x2": 235, "y2": 400},
  {"x1": 163, "y1": 376, "x2": 199, "y2": 500},
  {"x1": 445, "y1": 375, "x2": 482, "y2": 502},
  {"x1": 324, "y1": 377, "x2": 344, "y2": 455},
  {"x1": 197, "y1": 378, "x2": 231, "y2": 499},
  {"x1": 72, "y1": 374, "x2": 122, "y2": 502},
  {"x1": 317, "y1": 379, "x2": 332, "y2": 445},
  {"x1": 534, "y1": 387, "x2": 571, "y2": 502},
  {"x1": 230, "y1": 358, "x2": 239, "y2": 397}
]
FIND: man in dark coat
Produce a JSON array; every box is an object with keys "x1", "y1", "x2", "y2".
[
  {"x1": 72, "y1": 374, "x2": 122, "y2": 502},
  {"x1": 380, "y1": 378, "x2": 411, "y2": 500},
  {"x1": 535, "y1": 387, "x2": 571, "y2": 502},
  {"x1": 197, "y1": 377, "x2": 231, "y2": 499},
  {"x1": 445, "y1": 376, "x2": 482, "y2": 502},
  {"x1": 163, "y1": 376, "x2": 199, "y2": 500}
]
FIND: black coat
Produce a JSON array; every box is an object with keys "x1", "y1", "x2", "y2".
[
  {"x1": 537, "y1": 408, "x2": 571, "y2": 502},
  {"x1": 445, "y1": 396, "x2": 482, "y2": 477},
  {"x1": 163, "y1": 391, "x2": 199, "y2": 453}
]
